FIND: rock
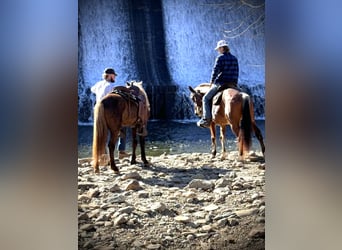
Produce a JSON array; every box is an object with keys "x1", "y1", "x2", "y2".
[
  {"x1": 256, "y1": 217, "x2": 265, "y2": 223},
  {"x1": 117, "y1": 206, "x2": 134, "y2": 214},
  {"x1": 243, "y1": 182, "x2": 253, "y2": 189},
  {"x1": 146, "y1": 244, "x2": 161, "y2": 249},
  {"x1": 152, "y1": 191, "x2": 162, "y2": 196},
  {"x1": 194, "y1": 219, "x2": 208, "y2": 225},
  {"x1": 248, "y1": 226, "x2": 265, "y2": 238},
  {"x1": 259, "y1": 205, "x2": 265, "y2": 216},
  {"x1": 186, "y1": 179, "x2": 214, "y2": 190},
  {"x1": 95, "y1": 214, "x2": 108, "y2": 222},
  {"x1": 106, "y1": 194, "x2": 125, "y2": 203},
  {"x1": 121, "y1": 172, "x2": 142, "y2": 180},
  {"x1": 94, "y1": 221, "x2": 105, "y2": 226},
  {"x1": 213, "y1": 212, "x2": 234, "y2": 221},
  {"x1": 78, "y1": 194, "x2": 91, "y2": 203},
  {"x1": 213, "y1": 187, "x2": 231, "y2": 196},
  {"x1": 137, "y1": 191, "x2": 149, "y2": 198},
  {"x1": 233, "y1": 161, "x2": 244, "y2": 168},
  {"x1": 228, "y1": 219, "x2": 239, "y2": 226},
  {"x1": 203, "y1": 204, "x2": 219, "y2": 211},
  {"x1": 88, "y1": 209, "x2": 101, "y2": 219},
  {"x1": 124, "y1": 180, "x2": 142, "y2": 191},
  {"x1": 78, "y1": 158, "x2": 92, "y2": 165},
  {"x1": 109, "y1": 184, "x2": 121, "y2": 192},
  {"x1": 79, "y1": 224, "x2": 94, "y2": 231},
  {"x1": 214, "y1": 195, "x2": 226, "y2": 204},
  {"x1": 113, "y1": 214, "x2": 127, "y2": 226},
  {"x1": 132, "y1": 240, "x2": 144, "y2": 248},
  {"x1": 186, "y1": 234, "x2": 195, "y2": 240},
  {"x1": 232, "y1": 181, "x2": 244, "y2": 190},
  {"x1": 151, "y1": 202, "x2": 166, "y2": 212},
  {"x1": 258, "y1": 163, "x2": 266, "y2": 170},
  {"x1": 104, "y1": 221, "x2": 112, "y2": 227},
  {"x1": 216, "y1": 218, "x2": 228, "y2": 227},
  {"x1": 251, "y1": 193, "x2": 260, "y2": 200},
  {"x1": 87, "y1": 188, "x2": 100, "y2": 198},
  {"x1": 78, "y1": 212, "x2": 89, "y2": 220},
  {"x1": 215, "y1": 178, "x2": 231, "y2": 188},
  {"x1": 78, "y1": 182, "x2": 96, "y2": 190},
  {"x1": 78, "y1": 152, "x2": 265, "y2": 248},
  {"x1": 193, "y1": 211, "x2": 206, "y2": 218},
  {"x1": 183, "y1": 191, "x2": 197, "y2": 198},
  {"x1": 83, "y1": 240, "x2": 93, "y2": 248},
  {"x1": 136, "y1": 206, "x2": 152, "y2": 213},
  {"x1": 229, "y1": 171, "x2": 237, "y2": 179},
  {"x1": 234, "y1": 208, "x2": 258, "y2": 218},
  {"x1": 200, "y1": 225, "x2": 213, "y2": 232},
  {"x1": 174, "y1": 215, "x2": 190, "y2": 223}
]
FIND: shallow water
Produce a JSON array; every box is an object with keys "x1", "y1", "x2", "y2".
[{"x1": 78, "y1": 120, "x2": 265, "y2": 158}]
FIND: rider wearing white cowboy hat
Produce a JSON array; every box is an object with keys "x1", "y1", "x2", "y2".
[{"x1": 197, "y1": 39, "x2": 239, "y2": 128}]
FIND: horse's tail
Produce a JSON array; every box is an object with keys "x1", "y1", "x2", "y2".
[
  {"x1": 239, "y1": 93, "x2": 252, "y2": 155},
  {"x1": 92, "y1": 102, "x2": 108, "y2": 168}
]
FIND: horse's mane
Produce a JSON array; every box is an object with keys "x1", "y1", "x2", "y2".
[
  {"x1": 130, "y1": 81, "x2": 150, "y2": 111},
  {"x1": 195, "y1": 83, "x2": 211, "y2": 94}
]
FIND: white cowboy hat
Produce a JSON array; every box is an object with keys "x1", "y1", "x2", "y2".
[{"x1": 214, "y1": 40, "x2": 228, "y2": 50}]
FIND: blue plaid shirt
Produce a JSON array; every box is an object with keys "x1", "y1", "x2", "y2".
[{"x1": 210, "y1": 52, "x2": 239, "y2": 85}]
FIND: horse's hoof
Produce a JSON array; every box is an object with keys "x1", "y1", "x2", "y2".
[
  {"x1": 114, "y1": 170, "x2": 120, "y2": 175},
  {"x1": 143, "y1": 161, "x2": 150, "y2": 167},
  {"x1": 237, "y1": 156, "x2": 244, "y2": 163},
  {"x1": 130, "y1": 160, "x2": 137, "y2": 165}
]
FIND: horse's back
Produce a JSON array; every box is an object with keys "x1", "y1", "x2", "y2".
[{"x1": 213, "y1": 88, "x2": 243, "y2": 125}]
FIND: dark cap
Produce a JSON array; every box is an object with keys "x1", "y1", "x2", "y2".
[{"x1": 103, "y1": 67, "x2": 117, "y2": 76}]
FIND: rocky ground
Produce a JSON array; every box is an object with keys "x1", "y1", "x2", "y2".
[{"x1": 78, "y1": 151, "x2": 265, "y2": 250}]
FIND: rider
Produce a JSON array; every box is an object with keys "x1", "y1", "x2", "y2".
[
  {"x1": 91, "y1": 67, "x2": 130, "y2": 159},
  {"x1": 197, "y1": 40, "x2": 239, "y2": 128}
]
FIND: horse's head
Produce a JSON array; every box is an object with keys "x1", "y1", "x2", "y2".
[{"x1": 189, "y1": 86, "x2": 205, "y2": 117}]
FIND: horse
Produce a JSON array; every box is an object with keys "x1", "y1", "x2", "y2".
[
  {"x1": 189, "y1": 83, "x2": 265, "y2": 160},
  {"x1": 92, "y1": 81, "x2": 150, "y2": 174}
]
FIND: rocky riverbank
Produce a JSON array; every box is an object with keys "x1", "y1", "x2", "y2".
[{"x1": 78, "y1": 151, "x2": 265, "y2": 249}]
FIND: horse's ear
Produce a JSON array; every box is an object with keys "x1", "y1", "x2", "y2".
[
  {"x1": 189, "y1": 86, "x2": 196, "y2": 94},
  {"x1": 126, "y1": 82, "x2": 131, "y2": 87}
]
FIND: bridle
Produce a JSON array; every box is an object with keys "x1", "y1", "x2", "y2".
[{"x1": 190, "y1": 90, "x2": 205, "y2": 116}]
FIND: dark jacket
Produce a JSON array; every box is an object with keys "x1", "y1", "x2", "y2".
[{"x1": 210, "y1": 52, "x2": 239, "y2": 85}]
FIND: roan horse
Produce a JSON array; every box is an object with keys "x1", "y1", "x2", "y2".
[
  {"x1": 189, "y1": 83, "x2": 265, "y2": 160},
  {"x1": 92, "y1": 81, "x2": 150, "y2": 174}
]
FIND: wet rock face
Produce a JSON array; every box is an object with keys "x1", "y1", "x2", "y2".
[
  {"x1": 78, "y1": 151, "x2": 265, "y2": 249},
  {"x1": 78, "y1": 0, "x2": 265, "y2": 121}
]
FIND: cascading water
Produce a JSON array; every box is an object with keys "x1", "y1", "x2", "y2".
[{"x1": 78, "y1": 0, "x2": 265, "y2": 123}]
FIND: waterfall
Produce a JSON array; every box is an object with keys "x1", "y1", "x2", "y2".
[{"x1": 78, "y1": 0, "x2": 265, "y2": 122}]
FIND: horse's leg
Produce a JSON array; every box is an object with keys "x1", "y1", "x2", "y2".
[
  {"x1": 210, "y1": 122, "x2": 216, "y2": 158},
  {"x1": 130, "y1": 127, "x2": 138, "y2": 164},
  {"x1": 253, "y1": 122, "x2": 265, "y2": 155},
  {"x1": 108, "y1": 132, "x2": 119, "y2": 174},
  {"x1": 139, "y1": 135, "x2": 149, "y2": 166},
  {"x1": 220, "y1": 125, "x2": 227, "y2": 160},
  {"x1": 230, "y1": 122, "x2": 243, "y2": 160}
]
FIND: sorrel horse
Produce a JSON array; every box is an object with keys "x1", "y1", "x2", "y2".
[
  {"x1": 92, "y1": 81, "x2": 150, "y2": 174},
  {"x1": 189, "y1": 83, "x2": 265, "y2": 160}
]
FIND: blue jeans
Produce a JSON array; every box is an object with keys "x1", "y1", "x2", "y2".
[
  {"x1": 118, "y1": 127, "x2": 126, "y2": 151},
  {"x1": 202, "y1": 83, "x2": 220, "y2": 120}
]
